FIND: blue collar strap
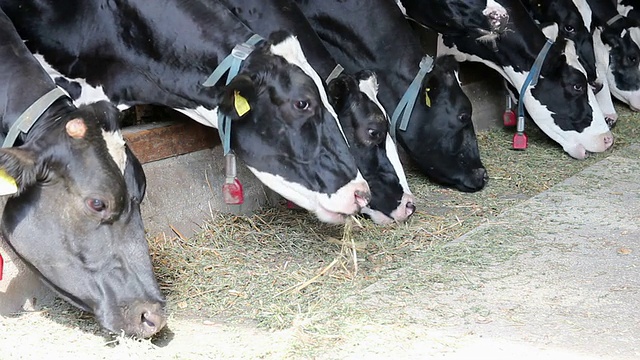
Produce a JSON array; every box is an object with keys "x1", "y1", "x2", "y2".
[
  {"x1": 390, "y1": 55, "x2": 434, "y2": 141},
  {"x1": 517, "y1": 38, "x2": 554, "y2": 133},
  {"x1": 202, "y1": 34, "x2": 263, "y2": 155},
  {"x1": 3, "y1": 87, "x2": 68, "y2": 148}
]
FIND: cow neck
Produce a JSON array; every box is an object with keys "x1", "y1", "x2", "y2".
[
  {"x1": 389, "y1": 56, "x2": 434, "y2": 141},
  {"x1": 3, "y1": 87, "x2": 70, "y2": 148}
]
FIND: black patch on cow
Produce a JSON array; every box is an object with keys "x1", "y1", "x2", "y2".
[{"x1": 54, "y1": 77, "x2": 83, "y2": 100}]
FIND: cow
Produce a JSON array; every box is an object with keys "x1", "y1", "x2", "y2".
[
  {"x1": 587, "y1": 0, "x2": 640, "y2": 111},
  {"x1": 0, "y1": 0, "x2": 371, "y2": 225},
  {"x1": 522, "y1": 0, "x2": 618, "y2": 124},
  {"x1": 0, "y1": 8, "x2": 166, "y2": 338},
  {"x1": 219, "y1": 0, "x2": 415, "y2": 223},
  {"x1": 398, "y1": 0, "x2": 614, "y2": 159},
  {"x1": 294, "y1": 0, "x2": 489, "y2": 193}
]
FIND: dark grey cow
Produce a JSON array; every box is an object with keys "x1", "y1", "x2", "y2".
[{"x1": 0, "y1": 8, "x2": 165, "y2": 338}]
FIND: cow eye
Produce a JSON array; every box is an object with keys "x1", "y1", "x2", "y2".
[
  {"x1": 368, "y1": 128, "x2": 382, "y2": 141},
  {"x1": 573, "y1": 84, "x2": 584, "y2": 92},
  {"x1": 628, "y1": 55, "x2": 638, "y2": 65},
  {"x1": 86, "y1": 198, "x2": 107, "y2": 213},
  {"x1": 564, "y1": 25, "x2": 575, "y2": 33},
  {"x1": 293, "y1": 100, "x2": 310, "y2": 111}
]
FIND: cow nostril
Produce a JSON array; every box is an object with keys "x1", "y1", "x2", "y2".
[
  {"x1": 354, "y1": 190, "x2": 371, "y2": 207},
  {"x1": 406, "y1": 202, "x2": 416, "y2": 217},
  {"x1": 141, "y1": 312, "x2": 156, "y2": 329}
]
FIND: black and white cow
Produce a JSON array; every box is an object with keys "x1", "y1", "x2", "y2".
[
  {"x1": 399, "y1": 0, "x2": 614, "y2": 159},
  {"x1": 219, "y1": 0, "x2": 415, "y2": 223},
  {"x1": 0, "y1": 9, "x2": 165, "y2": 338},
  {"x1": 586, "y1": 0, "x2": 640, "y2": 111},
  {"x1": 0, "y1": 0, "x2": 371, "y2": 224},
  {"x1": 295, "y1": 0, "x2": 489, "y2": 193},
  {"x1": 521, "y1": 0, "x2": 618, "y2": 124}
]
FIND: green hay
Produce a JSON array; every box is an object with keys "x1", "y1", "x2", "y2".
[{"x1": 147, "y1": 105, "x2": 640, "y2": 354}]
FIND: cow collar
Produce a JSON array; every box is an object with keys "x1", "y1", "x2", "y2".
[
  {"x1": 2, "y1": 87, "x2": 68, "y2": 148},
  {"x1": 516, "y1": 39, "x2": 554, "y2": 135},
  {"x1": 202, "y1": 34, "x2": 263, "y2": 156},
  {"x1": 390, "y1": 55, "x2": 434, "y2": 141}
]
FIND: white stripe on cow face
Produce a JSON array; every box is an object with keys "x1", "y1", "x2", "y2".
[
  {"x1": 618, "y1": 3, "x2": 633, "y2": 17},
  {"x1": 33, "y1": 54, "x2": 130, "y2": 111},
  {"x1": 269, "y1": 35, "x2": 350, "y2": 146},
  {"x1": 357, "y1": 75, "x2": 412, "y2": 195},
  {"x1": 101, "y1": 130, "x2": 127, "y2": 174},
  {"x1": 572, "y1": 0, "x2": 592, "y2": 30}
]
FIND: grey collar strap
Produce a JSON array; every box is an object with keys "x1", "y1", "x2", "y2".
[
  {"x1": 606, "y1": 14, "x2": 624, "y2": 26},
  {"x1": 3, "y1": 87, "x2": 69, "y2": 148},
  {"x1": 325, "y1": 64, "x2": 344, "y2": 83}
]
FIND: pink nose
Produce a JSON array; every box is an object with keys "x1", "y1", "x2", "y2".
[
  {"x1": 604, "y1": 133, "x2": 614, "y2": 150},
  {"x1": 406, "y1": 202, "x2": 416, "y2": 217},
  {"x1": 355, "y1": 189, "x2": 371, "y2": 208}
]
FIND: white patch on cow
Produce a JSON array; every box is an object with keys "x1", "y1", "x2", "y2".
[
  {"x1": 395, "y1": 0, "x2": 407, "y2": 16},
  {"x1": 101, "y1": 130, "x2": 127, "y2": 174},
  {"x1": 174, "y1": 106, "x2": 219, "y2": 128},
  {"x1": 269, "y1": 35, "x2": 350, "y2": 146},
  {"x1": 437, "y1": 34, "x2": 612, "y2": 159},
  {"x1": 247, "y1": 166, "x2": 369, "y2": 224},
  {"x1": 618, "y1": 3, "x2": 633, "y2": 16},
  {"x1": 572, "y1": 0, "x2": 592, "y2": 30},
  {"x1": 592, "y1": 29, "x2": 618, "y2": 119},
  {"x1": 542, "y1": 24, "x2": 560, "y2": 42},
  {"x1": 483, "y1": 0, "x2": 507, "y2": 18},
  {"x1": 31, "y1": 54, "x2": 130, "y2": 110}
]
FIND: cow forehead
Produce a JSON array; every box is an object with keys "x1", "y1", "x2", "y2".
[
  {"x1": 268, "y1": 36, "x2": 349, "y2": 144},
  {"x1": 542, "y1": 24, "x2": 586, "y2": 75}
]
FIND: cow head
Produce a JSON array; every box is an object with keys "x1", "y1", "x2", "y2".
[
  {"x1": 328, "y1": 71, "x2": 416, "y2": 225},
  {"x1": 395, "y1": 55, "x2": 488, "y2": 193},
  {"x1": 530, "y1": 0, "x2": 601, "y2": 90},
  {"x1": 598, "y1": 21, "x2": 640, "y2": 111},
  {"x1": 215, "y1": 32, "x2": 370, "y2": 224},
  {"x1": 0, "y1": 101, "x2": 166, "y2": 338},
  {"x1": 523, "y1": 30, "x2": 613, "y2": 159}
]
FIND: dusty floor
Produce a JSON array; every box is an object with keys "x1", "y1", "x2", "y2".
[{"x1": 2, "y1": 145, "x2": 639, "y2": 359}]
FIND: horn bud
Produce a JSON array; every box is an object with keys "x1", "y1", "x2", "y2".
[{"x1": 66, "y1": 118, "x2": 87, "y2": 139}]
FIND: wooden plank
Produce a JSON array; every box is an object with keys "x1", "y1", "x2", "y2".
[{"x1": 122, "y1": 120, "x2": 220, "y2": 164}]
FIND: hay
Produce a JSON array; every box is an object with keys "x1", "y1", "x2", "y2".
[{"x1": 147, "y1": 105, "x2": 640, "y2": 350}]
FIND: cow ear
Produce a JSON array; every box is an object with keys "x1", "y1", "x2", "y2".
[
  {"x1": 220, "y1": 74, "x2": 257, "y2": 121},
  {"x1": 327, "y1": 75, "x2": 351, "y2": 112},
  {"x1": 0, "y1": 148, "x2": 40, "y2": 196},
  {"x1": 601, "y1": 28, "x2": 623, "y2": 49}
]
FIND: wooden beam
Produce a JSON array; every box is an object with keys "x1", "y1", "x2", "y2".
[{"x1": 122, "y1": 120, "x2": 220, "y2": 164}]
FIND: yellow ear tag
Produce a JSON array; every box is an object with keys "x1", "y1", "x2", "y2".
[
  {"x1": 0, "y1": 169, "x2": 18, "y2": 196},
  {"x1": 234, "y1": 91, "x2": 251, "y2": 116},
  {"x1": 425, "y1": 88, "x2": 431, "y2": 107}
]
